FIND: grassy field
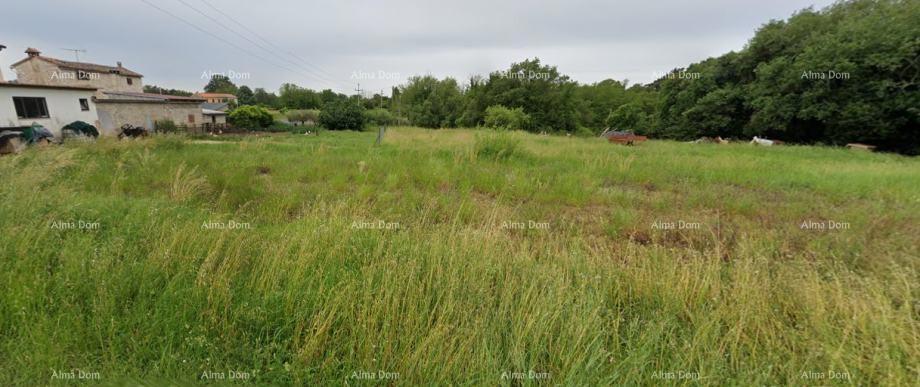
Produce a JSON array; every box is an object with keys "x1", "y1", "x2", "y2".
[{"x1": 0, "y1": 127, "x2": 917, "y2": 385}]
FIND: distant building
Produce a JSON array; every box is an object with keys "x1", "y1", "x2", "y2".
[{"x1": 195, "y1": 93, "x2": 237, "y2": 104}]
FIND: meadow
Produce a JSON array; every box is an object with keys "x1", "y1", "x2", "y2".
[{"x1": 0, "y1": 127, "x2": 917, "y2": 385}]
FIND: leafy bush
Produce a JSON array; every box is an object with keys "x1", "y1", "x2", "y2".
[
  {"x1": 319, "y1": 99, "x2": 366, "y2": 130},
  {"x1": 574, "y1": 126, "x2": 596, "y2": 137},
  {"x1": 474, "y1": 132, "x2": 528, "y2": 161},
  {"x1": 484, "y1": 105, "x2": 531, "y2": 131},
  {"x1": 154, "y1": 119, "x2": 179, "y2": 134},
  {"x1": 364, "y1": 108, "x2": 395, "y2": 126},
  {"x1": 605, "y1": 102, "x2": 654, "y2": 134},
  {"x1": 286, "y1": 109, "x2": 320, "y2": 126},
  {"x1": 229, "y1": 105, "x2": 274, "y2": 129}
]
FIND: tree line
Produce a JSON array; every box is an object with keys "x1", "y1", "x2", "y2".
[{"x1": 146, "y1": 0, "x2": 917, "y2": 153}]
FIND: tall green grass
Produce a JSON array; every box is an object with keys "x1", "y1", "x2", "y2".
[{"x1": 0, "y1": 128, "x2": 917, "y2": 385}]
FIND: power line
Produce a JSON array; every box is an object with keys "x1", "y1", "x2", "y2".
[
  {"x1": 196, "y1": 0, "x2": 342, "y2": 83},
  {"x1": 174, "y1": 0, "x2": 348, "y2": 91},
  {"x1": 137, "y1": 0, "x2": 347, "y2": 93}
]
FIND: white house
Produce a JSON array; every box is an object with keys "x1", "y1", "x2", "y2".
[{"x1": 0, "y1": 83, "x2": 101, "y2": 135}]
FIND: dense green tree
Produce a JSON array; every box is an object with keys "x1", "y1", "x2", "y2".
[
  {"x1": 319, "y1": 99, "x2": 366, "y2": 130},
  {"x1": 143, "y1": 85, "x2": 193, "y2": 97},
  {"x1": 474, "y1": 58, "x2": 578, "y2": 133},
  {"x1": 320, "y1": 89, "x2": 346, "y2": 106},
  {"x1": 279, "y1": 83, "x2": 322, "y2": 109},
  {"x1": 574, "y1": 79, "x2": 630, "y2": 129},
  {"x1": 235, "y1": 86, "x2": 254, "y2": 105},
  {"x1": 364, "y1": 108, "x2": 395, "y2": 126},
  {"x1": 251, "y1": 88, "x2": 279, "y2": 109},
  {"x1": 656, "y1": 0, "x2": 919, "y2": 153},
  {"x1": 203, "y1": 75, "x2": 238, "y2": 94},
  {"x1": 228, "y1": 105, "x2": 273, "y2": 129},
  {"x1": 398, "y1": 76, "x2": 463, "y2": 128}
]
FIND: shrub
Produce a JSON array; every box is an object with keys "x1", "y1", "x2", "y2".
[
  {"x1": 605, "y1": 103, "x2": 654, "y2": 135},
  {"x1": 319, "y1": 99, "x2": 366, "y2": 130},
  {"x1": 474, "y1": 132, "x2": 528, "y2": 161},
  {"x1": 286, "y1": 109, "x2": 320, "y2": 126},
  {"x1": 484, "y1": 105, "x2": 531, "y2": 131},
  {"x1": 364, "y1": 108, "x2": 395, "y2": 126},
  {"x1": 229, "y1": 105, "x2": 274, "y2": 129},
  {"x1": 575, "y1": 126, "x2": 596, "y2": 137},
  {"x1": 154, "y1": 119, "x2": 179, "y2": 134}
]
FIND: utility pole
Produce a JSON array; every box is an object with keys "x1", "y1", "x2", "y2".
[
  {"x1": 375, "y1": 90, "x2": 387, "y2": 146},
  {"x1": 61, "y1": 48, "x2": 87, "y2": 62},
  {"x1": 354, "y1": 83, "x2": 363, "y2": 98}
]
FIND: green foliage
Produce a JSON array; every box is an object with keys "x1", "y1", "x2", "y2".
[
  {"x1": 228, "y1": 105, "x2": 274, "y2": 129},
  {"x1": 397, "y1": 76, "x2": 463, "y2": 128},
  {"x1": 364, "y1": 108, "x2": 395, "y2": 126},
  {"x1": 574, "y1": 79, "x2": 631, "y2": 129},
  {"x1": 320, "y1": 89, "x2": 347, "y2": 106},
  {"x1": 285, "y1": 109, "x2": 320, "y2": 125},
  {"x1": 319, "y1": 99, "x2": 366, "y2": 130},
  {"x1": 235, "y1": 85, "x2": 254, "y2": 105},
  {"x1": 474, "y1": 132, "x2": 528, "y2": 160},
  {"x1": 143, "y1": 84, "x2": 193, "y2": 97},
  {"x1": 203, "y1": 74, "x2": 238, "y2": 94},
  {"x1": 251, "y1": 87, "x2": 279, "y2": 109},
  {"x1": 656, "y1": 0, "x2": 920, "y2": 153},
  {"x1": 605, "y1": 101, "x2": 657, "y2": 135},
  {"x1": 483, "y1": 105, "x2": 531, "y2": 131},
  {"x1": 279, "y1": 83, "x2": 322, "y2": 109},
  {"x1": 462, "y1": 58, "x2": 578, "y2": 133},
  {"x1": 154, "y1": 119, "x2": 179, "y2": 134}
]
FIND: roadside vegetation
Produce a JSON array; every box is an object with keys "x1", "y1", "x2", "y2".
[{"x1": 0, "y1": 128, "x2": 917, "y2": 384}]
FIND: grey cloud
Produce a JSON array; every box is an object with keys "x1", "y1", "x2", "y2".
[{"x1": 2, "y1": 0, "x2": 837, "y2": 94}]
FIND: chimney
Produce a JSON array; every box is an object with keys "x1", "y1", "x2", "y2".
[
  {"x1": 25, "y1": 47, "x2": 41, "y2": 57},
  {"x1": 0, "y1": 45, "x2": 5, "y2": 82},
  {"x1": 117, "y1": 61, "x2": 122, "y2": 67}
]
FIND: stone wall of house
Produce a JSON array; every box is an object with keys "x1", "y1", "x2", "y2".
[
  {"x1": 204, "y1": 114, "x2": 227, "y2": 125},
  {"x1": 12, "y1": 58, "x2": 143, "y2": 96},
  {"x1": 95, "y1": 102, "x2": 203, "y2": 133}
]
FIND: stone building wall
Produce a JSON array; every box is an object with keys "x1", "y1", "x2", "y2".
[{"x1": 95, "y1": 102, "x2": 203, "y2": 133}]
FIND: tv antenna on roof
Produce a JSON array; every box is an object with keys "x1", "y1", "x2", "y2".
[{"x1": 61, "y1": 48, "x2": 87, "y2": 62}]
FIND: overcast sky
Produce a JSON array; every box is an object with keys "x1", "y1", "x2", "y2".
[{"x1": 2, "y1": 0, "x2": 836, "y2": 95}]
